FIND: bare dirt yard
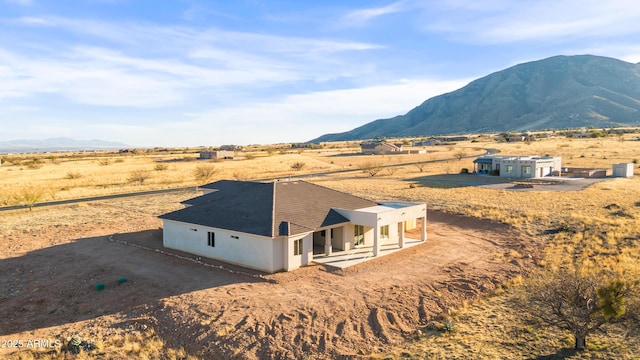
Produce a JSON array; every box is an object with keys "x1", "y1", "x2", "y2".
[{"x1": 0, "y1": 195, "x2": 539, "y2": 359}]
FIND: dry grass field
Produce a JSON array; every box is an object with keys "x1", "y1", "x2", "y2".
[{"x1": 1, "y1": 134, "x2": 640, "y2": 359}]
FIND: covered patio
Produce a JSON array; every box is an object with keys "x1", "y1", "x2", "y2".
[
  {"x1": 312, "y1": 238, "x2": 424, "y2": 269},
  {"x1": 312, "y1": 214, "x2": 426, "y2": 269}
]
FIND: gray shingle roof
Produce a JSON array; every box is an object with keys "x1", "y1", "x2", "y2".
[{"x1": 159, "y1": 180, "x2": 377, "y2": 237}]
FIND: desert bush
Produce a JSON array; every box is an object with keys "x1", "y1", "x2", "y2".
[
  {"x1": 453, "y1": 150, "x2": 467, "y2": 161},
  {"x1": 13, "y1": 186, "x2": 44, "y2": 210},
  {"x1": 193, "y1": 165, "x2": 217, "y2": 183},
  {"x1": 128, "y1": 170, "x2": 152, "y2": 184},
  {"x1": 359, "y1": 162, "x2": 383, "y2": 177},
  {"x1": 414, "y1": 163, "x2": 426, "y2": 172},
  {"x1": 65, "y1": 171, "x2": 83, "y2": 179},
  {"x1": 154, "y1": 163, "x2": 169, "y2": 171},
  {"x1": 385, "y1": 167, "x2": 398, "y2": 176},
  {"x1": 233, "y1": 171, "x2": 250, "y2": 181},
  {"x1": 290, "y1": 162, "x2": 306, "y2": 171},
  {"x1": 25, "y1": 158, "x2": 43, "y2": 169},
  {"x1": 98, "y1": 158, "x2": 111, "y2": 166}
]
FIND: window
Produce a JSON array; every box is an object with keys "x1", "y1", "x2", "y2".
[
  {"x1": 505, "y1": 165, "x2": 513, "y2": 173},
  {"x1": 522, "y1": 166, "x2": 531, "y2": 175},
  {"x1": 320, "y1": 230, "x2": 326, "y2": 237},
  {"x1": 354, "y1": 225, "x2": 364, "y2": 246},
  {"x1": 294, "y1": 238, "x2": 303, "y2": 256},
  {"x1": 207, "y1": 232, "x2": 215, "y2": 247},
  {"x1": 380, "y1": 225, "x2": 389, "y2": 240}
]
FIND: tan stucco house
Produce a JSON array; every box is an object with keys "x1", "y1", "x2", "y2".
[
  {"x1": 159, "y1": 180, "x2": 427, "y2": 273},
  {"x1": 360, "y1": 141, "x2": 402, "y2": 154}
]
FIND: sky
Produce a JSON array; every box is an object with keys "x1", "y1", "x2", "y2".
[{"x1": 1, "y1": 1, "x2": 640, "y2": 147}]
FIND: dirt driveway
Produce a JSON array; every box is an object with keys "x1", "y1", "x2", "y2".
[
  {"x1": 414, "y1": 174, "x2": 606, "y2": 192},
  {"x1": 0, "y1": 208, "x2": 538, "y2": 359}
]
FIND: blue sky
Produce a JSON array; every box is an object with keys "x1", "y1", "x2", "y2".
[{"x1": 1, "y1": 0, "x2": 639, "y2": 147}]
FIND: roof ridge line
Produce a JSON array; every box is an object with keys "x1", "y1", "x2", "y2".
[
  {"x1": 271, "y1": 181, "x2": 277, "y2": 237},
  {"x1": 298, "y1": 180, "x2": 376, "y2": 204}
]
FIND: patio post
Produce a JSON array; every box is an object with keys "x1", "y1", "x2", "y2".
[
  {"x1": 421, "y1": 214, "x2": 427, "y2": 242},
  {"x1": 398, "y1": 221, "x2": 405, "y2": 248},
  {"x1": 373, "y1": 224, "x2": 380, "y2": 256},
  {"x1": 324, "y1": 229, "x2": 332, "y2": 256}
]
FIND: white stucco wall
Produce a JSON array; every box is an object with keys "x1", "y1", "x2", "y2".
[
  {"x1": 283, "y1": 233, "x2": 312, "y2": 271},
  {"x1": 162, "y1": 219, "x2": 284, "y2": 273}
]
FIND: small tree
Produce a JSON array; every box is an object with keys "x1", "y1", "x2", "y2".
[
  {"x1": 453, "y1": 150, "x2": 467, "y2": 161},
  {"x1": 290, "y1": 162, "x2": 306, "y2": 171},
  {"x1": 523, "y1": 269, "x2": 637, "y2": 351},
  {"x1": 14, "y1": 186, "x2": 44, "y2": 211},
  {"x1": 128, "y1": 170, "x2": 151, "y2": 184},
  {"x1": 414, "y1": 163, "x2": 426, "y2": 173},
  {"x1": 193, "y1": 165, "x2": 217, "y2": 183},
  {"x1": 360, "y1": 162, "x2": 383, "y2": 177}
]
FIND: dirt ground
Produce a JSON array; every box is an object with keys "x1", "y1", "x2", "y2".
[{"x1": 0, "y1": 204, "x2": 539, "y2": 359}]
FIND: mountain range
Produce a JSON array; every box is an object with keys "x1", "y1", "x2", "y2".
[
  {"x1": 0, "y1": 137, "x2": 128, "y2": 153},
  {"x1": 312, "y1": 55, "x2": 640, "y2": 142}
]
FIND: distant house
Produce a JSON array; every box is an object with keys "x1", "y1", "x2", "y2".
[
  {"x1": 159, "y1": 180, "x2": 427, "y2": 273},
  {"x1": 220, "y1": 145, "x2": 243, "y2": 151},
  {"x1": 473, "y1": 155, "x2": 562, "y2": 178},
  {"x1": 360, "y1": 141, "x2": 402, "y2": 154},
  {"x1": 199, "y1": 150, "x2": 234, "y2": 160},
  {"x1": 413, "y1": 139, "x2": 441, "y2": 146},
  {"x1": 441, "y1": 136, "x2": 469, "y2": 142}
]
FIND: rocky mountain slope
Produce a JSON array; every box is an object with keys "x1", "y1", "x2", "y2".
[{"x1": 312, "y1": 55, "x2": 640, "y2": 142}]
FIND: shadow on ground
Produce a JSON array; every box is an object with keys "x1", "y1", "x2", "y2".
[
  {"x1": 0, "y1": 230, "x2": 263, "y2": 336},
  {"x1": 530, "y1": 348, "x2": 579, "y2": 360}
]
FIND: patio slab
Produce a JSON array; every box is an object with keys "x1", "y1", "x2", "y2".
[{"x1": 312, "y1": 238, "x2": 424, "y2": 269}]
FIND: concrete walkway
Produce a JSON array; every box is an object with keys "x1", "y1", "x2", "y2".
[{"x1": 312, "y1": 238, "x2": 424, "y2": 269}]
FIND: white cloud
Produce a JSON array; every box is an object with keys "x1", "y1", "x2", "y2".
[
  {"x1": 0, "y1": 16, "x2": 384, "y2": 109},
  {"x1": 423, "y1": 0, "x2": 640, "y2": 44},
  {"x1": 179, "y1": 78, "x2": 470, "y2": 146},
  {"x1": 343, "y1": 1, "x2": 407, "y2": 26}
]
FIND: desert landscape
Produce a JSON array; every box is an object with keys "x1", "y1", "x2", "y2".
[{"x1": 1, "y1": 134, "x2": 640, "y2": 359}]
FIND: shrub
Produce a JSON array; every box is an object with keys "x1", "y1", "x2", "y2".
[
  {"x1": 290, "y1": 162, "x2": 306, "y2": 171},
  {"x1": 359, "y1": 162, "x2": 383, "y2": 177},
  {"x1": 193, "y1": 165, "x2": 217, "y2": 183},
  {"x1": 13, "y1": 186, "x2": 44, "y2": 211},
  {"x1": 65, "y1": 171, "x2": 83, "y2": 179},
  {"x1": 460, "y1": 168, "x2": 469, "y2": 174},
  {"x1": 154, "y1": 163, "x2": 169, "y2": 171},
  {"x1": 128, "y1": 170, "x2": 151, "y2": 184}
]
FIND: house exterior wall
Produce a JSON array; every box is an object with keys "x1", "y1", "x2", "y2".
[
  {"x1": 162, "y1": 219, "x2": 284, "y2": 273},
  {"x1": 480, "y1": 156, "x2": 561, "y2": 178},
  {"x1": 334, "y1": 203, "x2": 426, "y2": 247},
  {"x1": 331, "y1": 227, "x2": 345, "y2": 251},
  {"x1": 283, "y1": 233, "x2": 312, "y2": 271}
]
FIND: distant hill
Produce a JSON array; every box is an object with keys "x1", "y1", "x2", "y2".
[
  {"x1": 312, "y1": 55, "x2": 640, "y2": 142},
  {"x1": 0, "y1": 137, "x2": 129, "y2": 153}
]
